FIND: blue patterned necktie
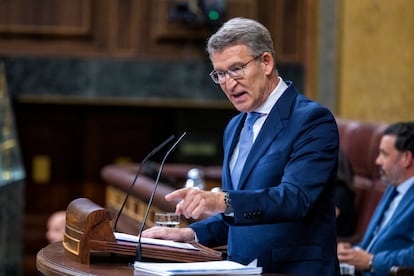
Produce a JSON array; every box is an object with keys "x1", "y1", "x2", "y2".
[{"x1": 231, "y1": 112, "x2": 262, "y2": 189}]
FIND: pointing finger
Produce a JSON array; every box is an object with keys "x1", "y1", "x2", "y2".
[{"x1": 165, "y1": 188, "x2": 189, "y2": 201}]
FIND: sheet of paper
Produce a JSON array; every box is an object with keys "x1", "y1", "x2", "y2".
[
  {"x1": 134, "y1": 259, "x2": 262, "y2": 275},
  {"x1": 114, "y1": 232, "x2": 199, "y2": 251}
]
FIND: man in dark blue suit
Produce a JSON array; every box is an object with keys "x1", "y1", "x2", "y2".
[
  {"x1": 338, "y1": 122, "x2": 414, "y2": 275},
  {"x1": 143, "y1": 17, "x2": 340, "y2": 275}
]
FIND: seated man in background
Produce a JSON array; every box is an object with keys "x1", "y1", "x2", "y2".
[
  {"x1": 336, "y1": 149, "x2": 357, "y2": 238},
  {"x1": 337, "y1": 122, "x2": 414, "y2": 275},
  {"x1": 46, "y1": 210, "x2": 66, "y2": 243}
]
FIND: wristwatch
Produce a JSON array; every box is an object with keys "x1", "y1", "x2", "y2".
[
  {"x1": 368, "y1": 257, "x2": 375, "y2": 273},
  {"x1": 224, "y1": 192, "x2": 234, "y2": 216}
]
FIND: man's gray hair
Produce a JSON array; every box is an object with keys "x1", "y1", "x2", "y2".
[{"x1": 206, "y1": 17, "x2": 275, "y2": 59}]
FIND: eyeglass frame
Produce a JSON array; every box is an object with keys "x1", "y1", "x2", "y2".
[{"x1": 209, "y1": 55, "x2": 262, "y2": 84}]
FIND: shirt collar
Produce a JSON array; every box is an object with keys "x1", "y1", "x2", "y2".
[
  {"x1": 396, "y1": 176, "x2": 414, "y2": 195},
  {"x1": 256, "y1": 76, "x2": 287, "y2": 115}
]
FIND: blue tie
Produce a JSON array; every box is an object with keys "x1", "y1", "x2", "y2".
[{"x1": 231, "y1": 112, "x2": 262, "y2": 189}]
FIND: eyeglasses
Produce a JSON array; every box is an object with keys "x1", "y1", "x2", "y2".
[{"x1": 209, "y1": 56, "x2": 261, "y2": 84}]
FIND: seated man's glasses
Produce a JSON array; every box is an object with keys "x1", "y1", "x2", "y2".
[{"x1": 209, "y1": 55, "x2": 261, "y2": 84}]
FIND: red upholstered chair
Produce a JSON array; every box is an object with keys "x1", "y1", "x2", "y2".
[{"x1": 336, "y1": 118, "x2": 388, "y2": 242}]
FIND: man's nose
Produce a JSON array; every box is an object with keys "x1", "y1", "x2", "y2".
[
  {"x1": 375, "y1": 155, "x2": 381, "y2": 165},
  {"x1": 223, "y1": 75, "x2": 238, "y2": 90}
]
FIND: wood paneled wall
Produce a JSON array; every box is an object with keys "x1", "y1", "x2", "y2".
[
  {"x1": 1, "y1": 1, "x2": 311, "y2": 274},
  {"x1": 0, "y1": 0, "x2": 306, "y2": 63}
]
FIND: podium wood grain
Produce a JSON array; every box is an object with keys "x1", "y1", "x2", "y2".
[
  {"x1": 37, "y1": 242, "x2": 288, "y2": 276},
  {"x1": 37, "y1": 242, "x2": 138, "y2": 276}
]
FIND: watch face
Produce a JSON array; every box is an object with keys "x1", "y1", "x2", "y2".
[
  {"x1": 224, "y1": 192, "x2": 234, "y2": 216},
  {"x1": 224, "y1": 192, "x2": 232, "y2": 207}
]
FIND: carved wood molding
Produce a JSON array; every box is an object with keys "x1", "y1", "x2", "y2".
[
  {"x1": 0, "y1": 0, "x2": 306, "y2": 62},
  {"x1": 0, "y1": 0, "x2": 91, "y2": 36}
]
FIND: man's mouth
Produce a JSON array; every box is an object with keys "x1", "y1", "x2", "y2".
[{"x1": 233, "y1": 91, "x2": 246, "y2": 98}]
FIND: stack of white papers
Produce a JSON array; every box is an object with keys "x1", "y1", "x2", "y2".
[
  {"x1": 114, "y1": 232, "x2": 199, "y2": 251},
  {"x1": 133, "y1": 259, "x2": 262, "y2": 275}
]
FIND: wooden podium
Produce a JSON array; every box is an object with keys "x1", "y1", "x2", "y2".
[
  {"x1": 37, "y1": 242, "x2": 286, "y2": 276},
  {"x1": 62, "y1": 198, "x2": 223, "y2": 264},
  {"x1": 37, "y1": 242, "x2": 136, "y2": 276}
]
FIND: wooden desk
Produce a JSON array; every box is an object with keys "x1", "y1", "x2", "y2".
[{"x1": 37, "y1": 242, "x2": 287, "y2": 276}]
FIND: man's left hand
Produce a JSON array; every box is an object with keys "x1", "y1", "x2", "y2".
[{"x1": 165, "y1": 188, "x2": 226, "y2": 219}]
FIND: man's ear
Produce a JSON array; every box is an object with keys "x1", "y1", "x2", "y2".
[
  {"x1": 401, "y1": 150, "x2": 413, "y2": 168},
  {"x1": 261, "y1": 52, "x2": 275, "y2": 75}
]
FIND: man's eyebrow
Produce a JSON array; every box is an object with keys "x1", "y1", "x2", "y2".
[{"x1": 214, "y1": 61, "x2": 243, "y2": 72}]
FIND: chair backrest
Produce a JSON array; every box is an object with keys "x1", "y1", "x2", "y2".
[{"x1": 336, "y1": 118, "x2": 388, "y2": 241}]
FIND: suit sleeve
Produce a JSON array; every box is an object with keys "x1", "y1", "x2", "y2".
[
  {"x1": 188, "y1": 214, "x2": 229, "y2": 248},
  {"x1": 372, "y1": 246, "x2": 414, "y2": 274},
  {"x1": 229, "y1": 104, "x2": 339, "y2": 225}
]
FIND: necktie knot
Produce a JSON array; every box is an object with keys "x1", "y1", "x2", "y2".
[
  {"x1": 245, "y1": 112, "x2": 262, "y2": 128},
  {"x1": 389, "y1": 186, "x2": 399, "y2": 199}
]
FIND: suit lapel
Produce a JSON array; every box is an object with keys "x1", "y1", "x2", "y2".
[
  {"x1": 237, "y1": 83, "x2": 298, "y2": 190},
  {"x1": 378, "y1": 184, "x2": 414, "y2": 235},
  {"x1": 363, "y1": 184, "x2": 414, "y2": 250},
  {"x1": 361, "y1": 186, "x2": 396, "y2": 248},
  {"x1": 223, "y1": 113, "x2": 245, "y2": 191}
]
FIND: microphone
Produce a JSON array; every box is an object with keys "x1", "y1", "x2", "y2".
[
  {"x1": 135, "y1": 131, "x2": 187, "y2": 262},
  {"x1": 112, "y1": 134, "x2": 175, "y2": 232}
]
